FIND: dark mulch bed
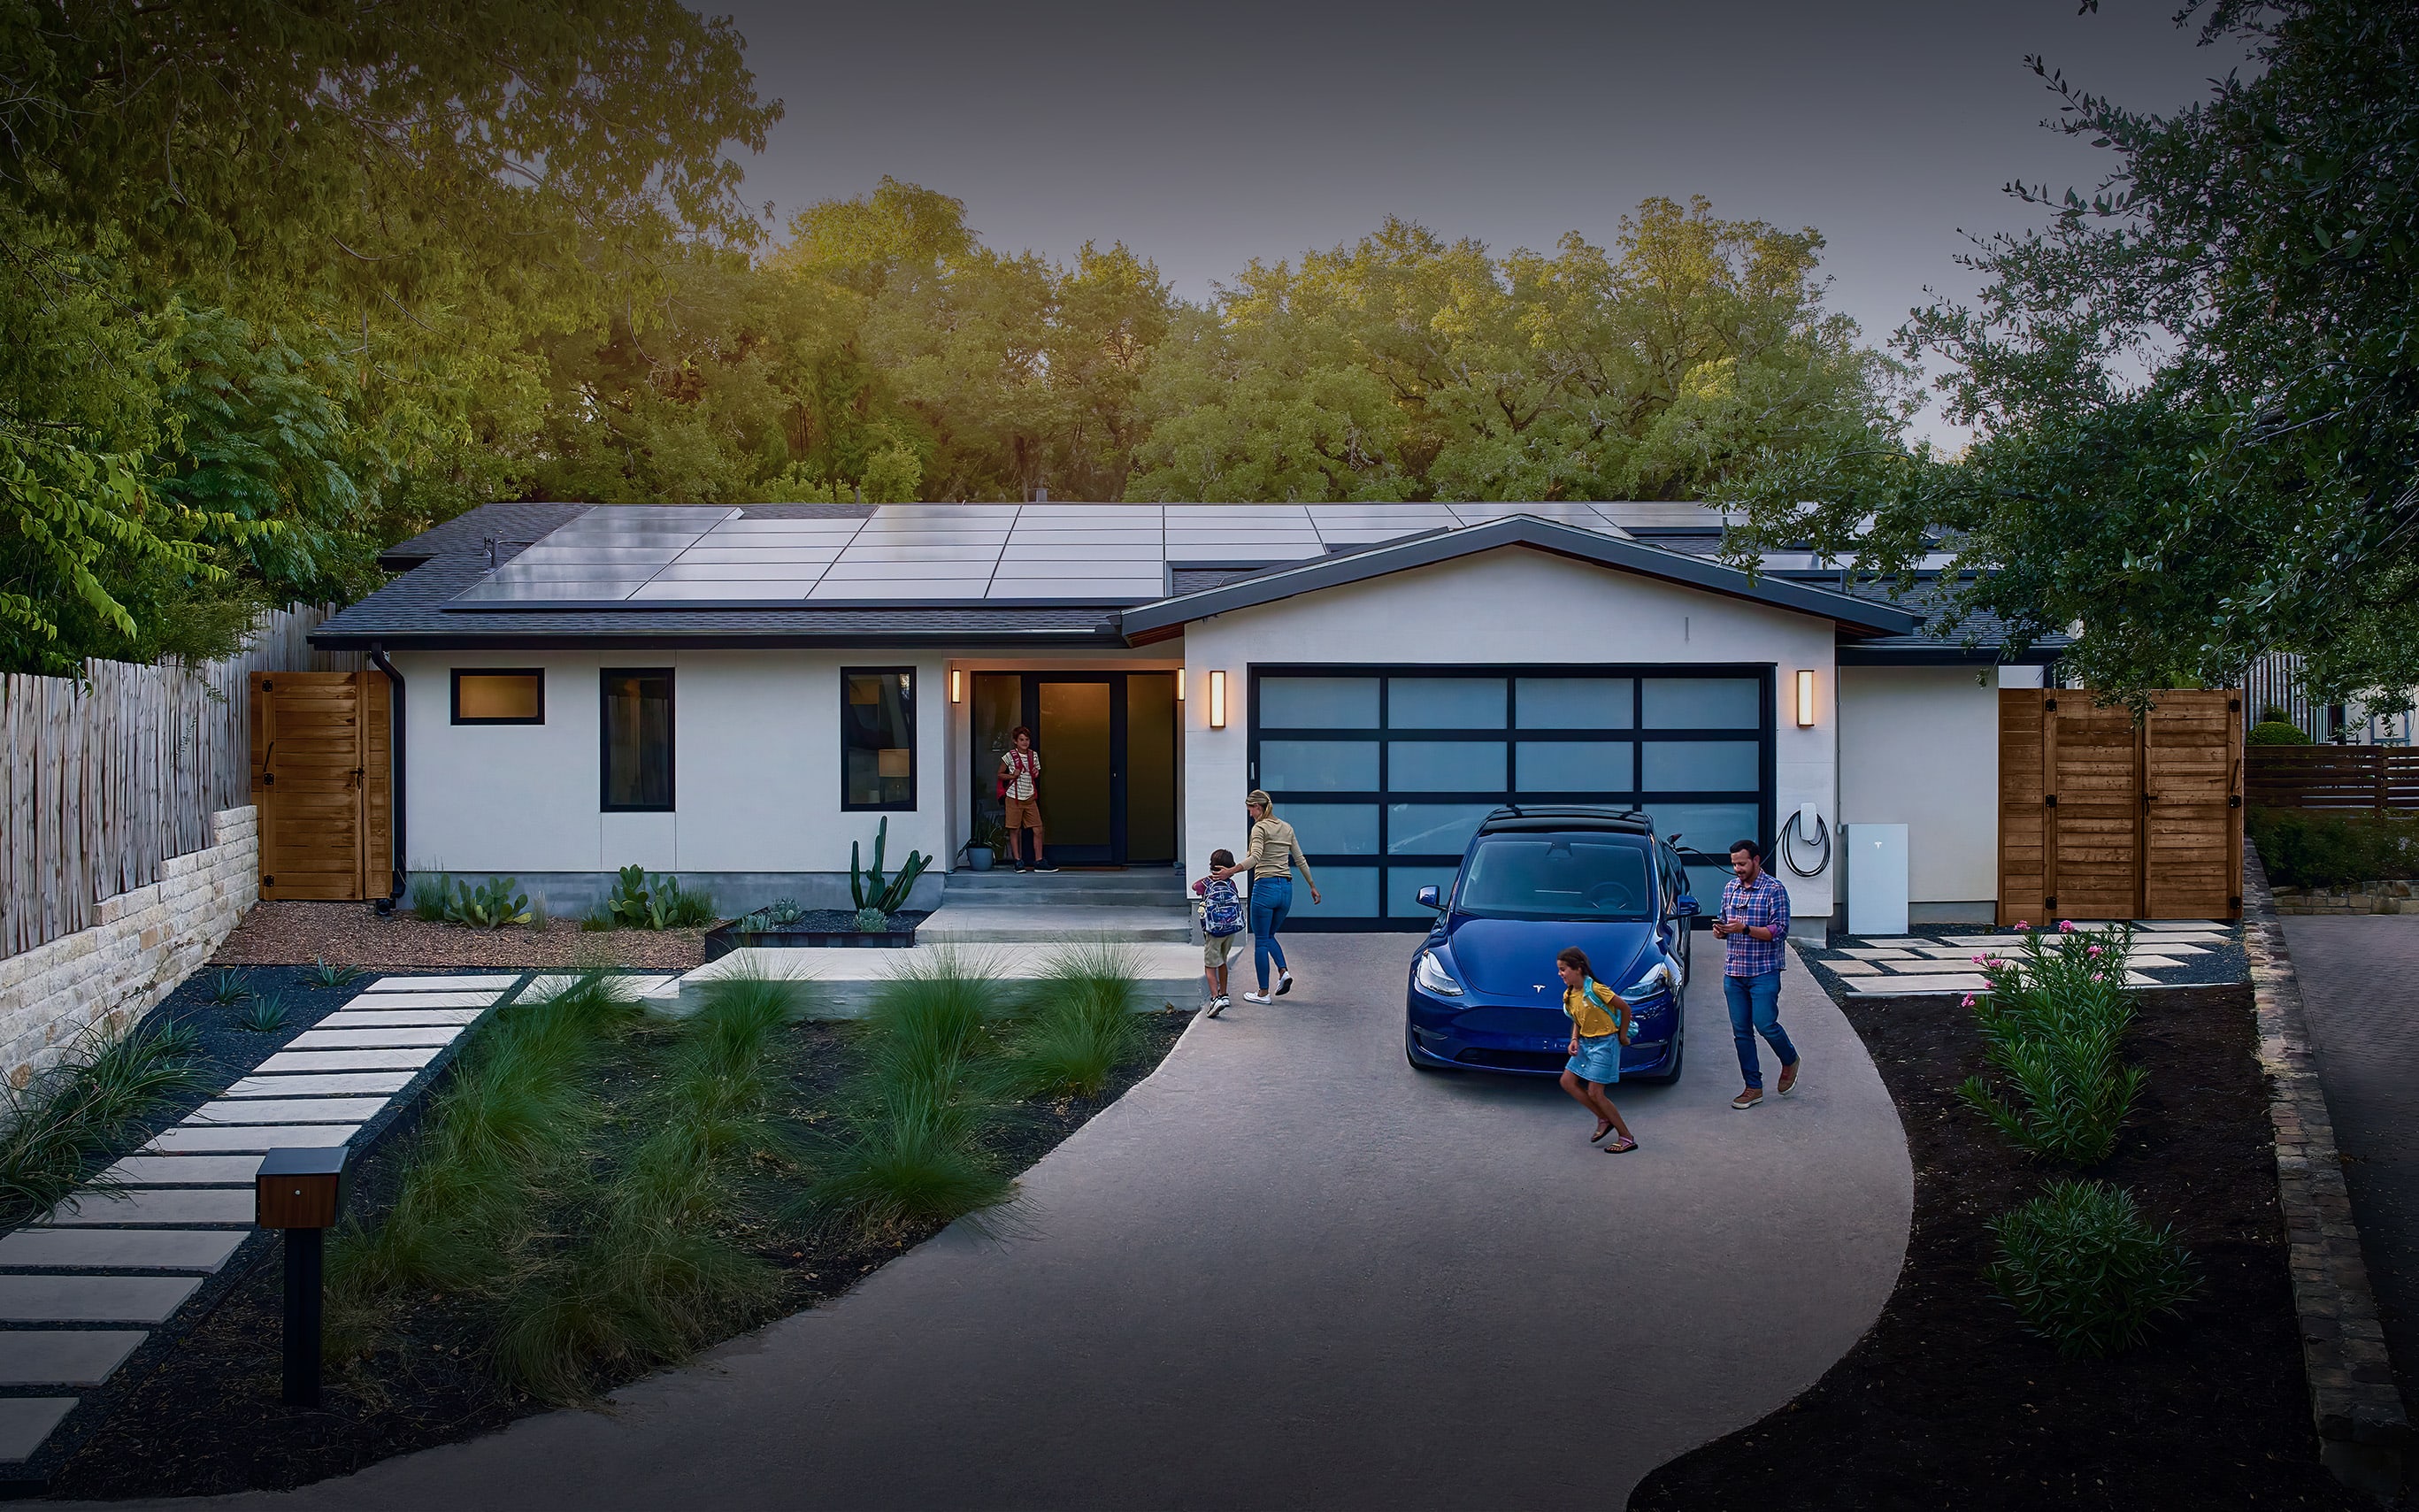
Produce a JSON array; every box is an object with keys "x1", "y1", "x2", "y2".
[
  {"x1": 46, "y1": 1007, "x2": 1194, "y2": 1500},
  {"x1": 1629, "y1": 981, "x2": 2364, "y2": 1512},
  {"x1": 211, "y1": 902, "x2": 709, "y2": 970}
]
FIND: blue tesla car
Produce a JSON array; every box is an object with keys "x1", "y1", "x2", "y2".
[{"x1": 1404, "y1": 807, "x2": 1698, "y2": 1081}]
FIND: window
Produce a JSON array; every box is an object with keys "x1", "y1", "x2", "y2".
[
  {"x1": 601, "y1": 670, "x2": 673, "y2": 811},
  {"x1": 452, "y1": 670, "x2": 543, "y2": 725},
  {"x1": 843, "y1": 667, "x2": 916, "y2": 810}
]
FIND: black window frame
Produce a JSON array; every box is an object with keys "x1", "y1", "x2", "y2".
[
  {"x1": 841, "y1": 665, "x2": 918, "y2": 812},
  {"x1": 1248, "y1": 663, "x2": 1775, "y2": 931},
  {"x1": 449, "y1": 668, "x2": 546, "y2": 726},
  {"x1": 599, "y1": 667, "x2": 676, "y2": 813}
]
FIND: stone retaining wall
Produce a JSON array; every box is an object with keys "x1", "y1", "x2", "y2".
[
  {"x1": 0, "y1": 808, "x2": 257, "y2": 1089},
  {"x1": 2273, "y1": 879, "x2": 2419, "y2": 915},
  {"x1": 2244, "y1": 842, "x2": 2411, "y2": 1497}
]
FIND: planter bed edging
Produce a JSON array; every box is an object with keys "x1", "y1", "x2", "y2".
[
  {"x1": 2272, "y1": 879, "x2": 2419, "y2": 915},
  {"x1": 2244, "y1": 844, "x2": 2412, "y2": 1497}
]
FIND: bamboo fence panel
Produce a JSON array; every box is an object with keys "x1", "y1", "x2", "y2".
[{"x1": 0, "y1": 606, "x2": 360, "y2": 959}]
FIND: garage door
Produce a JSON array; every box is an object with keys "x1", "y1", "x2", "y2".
[{"x1": 1249, "y1": 666, "x2": 1773, "y2": 928}]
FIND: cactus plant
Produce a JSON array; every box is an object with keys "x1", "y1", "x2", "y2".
[
  {"x1": 849, "y1": 817, "x2": 932, "y2": 915},
  {"x1": 446, "y1": 876, "x2": 532, "y2": 929}
]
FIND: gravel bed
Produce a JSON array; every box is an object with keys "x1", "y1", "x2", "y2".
[{"x1": 210, "y1": 903, "x2": 706, "y2": 970}]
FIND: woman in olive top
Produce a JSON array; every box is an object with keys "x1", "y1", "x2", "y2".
[{"x1": 1210, "y1": 790, "x2": 1322, "y2": 1005}]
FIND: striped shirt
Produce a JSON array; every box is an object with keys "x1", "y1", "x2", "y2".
[{"x1": 1719, "y1": 871, "x2": 1791, "y2": 977}]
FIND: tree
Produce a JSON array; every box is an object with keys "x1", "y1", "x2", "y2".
[{"x1": 1733, "y1": 0, "x2": 2419, "y2": 716}]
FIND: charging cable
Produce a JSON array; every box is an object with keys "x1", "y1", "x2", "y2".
[{"x1": 1780, "y1": 809, "x2": 1832, "y2": 878}]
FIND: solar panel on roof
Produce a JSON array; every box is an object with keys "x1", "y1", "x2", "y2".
[
  {"x1": 457, "y1": 579, "x2": 647, "y2": 602},
  {"x1": 673, "y1": 547, "x2": 844, "y2": 565},
  {"x1": 629, "y1": 579, "x2": 820, "y2": 601}
]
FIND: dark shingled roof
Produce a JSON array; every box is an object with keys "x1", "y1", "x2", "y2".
[{"x1": 375, "y1": 503, "x2": 594, "y2": 571}]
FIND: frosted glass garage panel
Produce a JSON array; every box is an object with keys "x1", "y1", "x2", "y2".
[
  {"x1": 1286, "y1": 867, "x2": 1379, "y2": 921},
  {"x1": 1259, "y1": 741, "x2": 1378, "y2": 793},
  {"x1": 1386, "y1": 678, "x2": 1506, "y2": 729},
  {"x1": 1284, "y1": 803, "x2": 1380, "y2": 856},
  {"x1": 1258, "y1": 678, "x2": 1378, "y2": 729},
  {"x1": 1516, "y1": 741, "x2": 1633, "y2": 793},
  {"x1": 1386, "y1": 741, "x2": 1505, "y2": 792},
  {"x1": 1517, "y1": 678, "x2": 1634, "y2": 729},
  {"x1": 1388, "y1": 868, "x2": 1458, "y2": 918},
  {"x1": 1641, "y1": 678, "x2": 1762, "y2": 729},
  {"x1": 1640, "y1": 741, "x2": 1761, "y2": 792},
  {"x1": 1386, "y1": 803, "x2": 1495, "y2": 856},
  {"x1": 1643, "y1": 802, "x2": 1762, "y2": 856}
]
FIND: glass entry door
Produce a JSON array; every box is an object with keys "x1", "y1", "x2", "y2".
[{"x1": 971, "y1": 672, "x2": 1178, "y2": 866}]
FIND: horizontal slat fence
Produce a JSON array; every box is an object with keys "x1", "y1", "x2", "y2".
[
  {"x1": 2246, "y1": 746, "x2": 2419, "y2": 813},
  {"x1": 0, "y1": 606, "x2": 359, "y2": 959}
]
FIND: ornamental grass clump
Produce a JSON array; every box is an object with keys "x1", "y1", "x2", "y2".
[
  {"x1": 1011, "y1": 940, "x2": 1143, "y2": 1100},
  {"x1": 1986, "y1": 1178, "x2": 2198, "y2": 1358},
  {"x1": 1958, "y1": 922, "x2": 2146, "y2": 1166},
  {"x1": 0, "y1": 1022, "x2": 206, "y2": 1225}
]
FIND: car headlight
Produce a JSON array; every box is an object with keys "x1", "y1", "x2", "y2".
[
  {"x1": 1624, "y1": 959, "x2": 1678, "y2": 998},
  {"x1": 1415, "y1": 950, "x2": 1463, "y2": 997}
]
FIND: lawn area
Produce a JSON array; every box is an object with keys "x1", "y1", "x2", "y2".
[{"x1": 48, "y1": 951, "x2": 1188, "y2": 1498}]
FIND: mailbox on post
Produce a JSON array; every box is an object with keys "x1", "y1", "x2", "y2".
[{"x1": 256, "y1": 1146, "x2": 348, "y2": 1407}]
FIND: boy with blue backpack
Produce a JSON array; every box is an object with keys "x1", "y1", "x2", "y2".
[{"x1": 1193, "y1": 848, "x2": 1246, "y2": 1017}]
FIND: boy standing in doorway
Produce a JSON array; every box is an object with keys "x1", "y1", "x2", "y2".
[{"x1": 999, "y1": 726, "x2": 1056, "y2": 872}]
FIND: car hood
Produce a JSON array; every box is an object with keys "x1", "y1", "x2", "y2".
[{"x1": 1442, "y1": 917, "x2": 1656, "y2": 997}]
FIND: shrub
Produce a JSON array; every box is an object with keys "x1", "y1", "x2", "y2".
[
  {"x1": 1987, "y1": 1179, "x2": 2198, "y2": 1357},
  {"x1": 603, "y1": 865, "x2": 716, "y2": 930},
  {"x1": 2247, "y1": 719, "x2": 2313, "y2": 745},
  {"x1": 204, "y1": 969, "x2": 250, "y2": 1006},
  {"x1": 237, "y1": 991, "x2": 290, "y2": 1032},
  {"x1": 2250, "y1": 806, "x2": 2419, "y2": 888},
  {"x1": 409, "y1": 871, "x2": 451, "y2": 922},
  {"x1": 1011, "y1": 941, "x2": 1142, "y2": 1099},
  {"x1": 445, "y1": 876, "x2": 531, "y2": 929},
  {"x1": 1958, "y1": 924, "x2": 2145, "y2": 1166},
  {"x1": 0, "y1": 1022, "x2": 207, "y2": 1224}
]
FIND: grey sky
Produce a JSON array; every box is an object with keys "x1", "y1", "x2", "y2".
[{"x1": 702, "y1": 1, "x2": 2251, "y2": 445}]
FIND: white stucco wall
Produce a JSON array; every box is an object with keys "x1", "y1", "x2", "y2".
[
  {"x1": 395, "y1": 649, "x2": 953, "y2": 879},
  {"x1": 1838, "y1": 664, "x2": 2004, "y2": 908},
  {"x1": 1175, "y1": 545, "x2": 1843, "y2": 923}
]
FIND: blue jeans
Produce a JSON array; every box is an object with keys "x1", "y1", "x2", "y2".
[
  {"x1": 1248, "y1": 877, "x2": 1293, "y2": 991},
  {"x1": 1724, "y1": 971, "x2": 1798, "y2": 1090}
]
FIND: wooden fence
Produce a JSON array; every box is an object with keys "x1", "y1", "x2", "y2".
[
  {"x1": 2246, "y1": 745, "x2": 2419, "y2": 813},
  {"x1": 0, "y1": 607, "x2": 360, "y2": 959}
]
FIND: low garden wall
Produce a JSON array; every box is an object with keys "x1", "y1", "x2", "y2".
[
  {"x1": 2270, "y1": 880, "x2": 2418, "y2": 915},
  {"x1": 0, "y1": 806, "x2": 257, "y2": 1088}
]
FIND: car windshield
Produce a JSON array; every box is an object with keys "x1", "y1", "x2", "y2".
[{"x1": 1455, "y1": 834, "x2": 1654, "y2": 920}]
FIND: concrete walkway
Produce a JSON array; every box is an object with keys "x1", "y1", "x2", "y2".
[
  {"x1": 117, "y1": 936, "x2": 1911, "y2": 1512},
  {"x1": 2280, "y1": 914, "x2": 2419, "y2": 1424}
]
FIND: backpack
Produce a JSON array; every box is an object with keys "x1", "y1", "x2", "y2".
[
  {"x1": 1202, "y1": 878, "x2": 1245, "y2": 937},
  {"x1": 1583, "y1": 977, "x2": 1633, "y2": 1045}
]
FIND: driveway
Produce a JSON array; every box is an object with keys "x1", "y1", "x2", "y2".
[
  {"x1": 2279, "y1": 913, "x2": 2419, "y2": 1420},
  {"x1": 119, "y1": 935, "x2": 1910, "y2": 1512}
]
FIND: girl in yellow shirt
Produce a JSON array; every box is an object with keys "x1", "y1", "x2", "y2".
[{"x1": 1556, "y1": 947, "x2": 1638, "y2": 1154}]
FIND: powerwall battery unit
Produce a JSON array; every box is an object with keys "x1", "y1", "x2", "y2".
[{"x1": 1845, "y1": 823, "x2": 1909, "y2": 938}]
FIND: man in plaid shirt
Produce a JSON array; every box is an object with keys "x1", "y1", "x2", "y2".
[{"x1": 1712, "y1": 838, "x2": 1801, "y2": 1110}]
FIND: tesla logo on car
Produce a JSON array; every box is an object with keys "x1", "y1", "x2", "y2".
[{"x1": 1534, "y1": 984, "x2": 1547, "y2": 992}]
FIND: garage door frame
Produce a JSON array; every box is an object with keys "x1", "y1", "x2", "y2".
[{"x1": 1248, "y1": 663, "x2": 1776, "y2": 931}]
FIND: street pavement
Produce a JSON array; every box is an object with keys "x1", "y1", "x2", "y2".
[
  {"x1": 2279, "y1": 914, "x2": 2419, "y2": 1424},
  {"x1": 107, "y1": 934, "x2": 1912, "y2": 1512}
]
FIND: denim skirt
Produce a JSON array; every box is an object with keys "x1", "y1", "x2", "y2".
[{"x1": 1566, "y1": 1032, "x2": 1623, "y2": 1084}]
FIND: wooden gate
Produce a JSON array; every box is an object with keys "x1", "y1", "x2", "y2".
[
  {"x1": 1998, "y1": 689, "x2": 2244, "y2": 924},
  {"x1": 249, "y1": 672, "x2": 391, "y2": 901}
]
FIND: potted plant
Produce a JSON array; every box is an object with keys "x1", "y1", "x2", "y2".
[{"x1": 964, "y1": 817, "x2": 1008, "y2": 872}]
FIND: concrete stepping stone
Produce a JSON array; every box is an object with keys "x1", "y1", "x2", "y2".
[
  {"x1": 0, "y1": 1397, "x2": 77, "y2": 1461},
  {"x1": 0, "y1": 1274, "x2": 200, "y2": 1323},
  {"x1": 104, "y1": 1155, "x2": 264, "y2": 1186},
  {"x1": 0, "y1": 1228, "x2": 244, "y2": 1272},
  {"x1": 326, "y1": 992, "x2": 495, "y2": 1011},
  {"x1": 1833, "y1": 948, "x2": 1914, "y2": 960},
  {"x1": 365, "y1": 974, "x2": 519, "y2": 992},
  {"x1": 183, "y1": 1097, "x2": 390, "y2": 1125},
  {"x1": 0, "y1": 1330, "x2": 144, "y2": 1386},
  {"x1": 1838, "y1": 938, "x2": 1923, "y2": 948},
  {"x1": 524, "y1": 973, "x2": 678, "y2": 1001},
  {"x1": 225, "y1": 1071, "x2": 414, "y2": 1098},
  {"x1": 317, "y1": 1008, "x2": 484, "y2": 1027},
  {"x1": 42, "y1": 1188, "x2": 255, "y2": 1226},
  {"x1": 1823, "y1": 960, "x2": 1880, "y2": 975},
  {"x1": 285, "y1": 1025, "x2": 464, "y2": 1050},
  {"x1": 1849, "y1": 972, "x2": 1990, "y2": 994},
  {"x1": 143, "y1": 1124, "x2": 356, "y2": 1155},
  {"x1": 257, "y1": 1048, "x2": 437, "y2": 1073},
  {"x1": 1873, "y1": 959, "x2": 1997, "y2": 974}
]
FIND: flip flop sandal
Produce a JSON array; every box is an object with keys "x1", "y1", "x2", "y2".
[
  {"x1": 1605, "y1": 1137, "x2": 1640, "y2": 1155},
  {"x1": 1590, "y1": 1123, "x2": 1614, "y2": 1143}
]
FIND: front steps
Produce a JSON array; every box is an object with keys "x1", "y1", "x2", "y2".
[{"x1": 921, "y1": 866, "x2": 1195, "y2": 944}]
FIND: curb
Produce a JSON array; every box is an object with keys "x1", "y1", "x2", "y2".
[{"x1": 2244, "y1": 841, "x2": 2412, "y2": 1498}]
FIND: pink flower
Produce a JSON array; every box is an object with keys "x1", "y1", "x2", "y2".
[
  {"x1": 1961, "y1": 994, "x2": 1977, "y2": 1008},
  {"x1": 2087, "y1": 945, "x2": 2104, "y2": 958},
  {"x1": 2058, "y1": 919, "x2": 2077, "y2": 933},
  {"x1": 1971, "y1": 954, "x2": 1987, "y2": 965},
  {"x1": 2014, "y1": 921, "x2": 2031, "y2": 931}
]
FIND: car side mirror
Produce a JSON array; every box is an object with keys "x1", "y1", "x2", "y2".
[
  {"x1": 1675, "y1": 894, "x2": 1701, "y2": 917},
  {"x1": 1416, "y1": 885, "x2": 1442, "y2": 910}
]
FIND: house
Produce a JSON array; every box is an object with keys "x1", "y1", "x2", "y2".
[{"x1": 309, "y1": 500, "x2": 2054, "y2": 933}]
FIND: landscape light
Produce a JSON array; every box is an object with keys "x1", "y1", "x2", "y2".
[
  {"x1": 1795, "y1": 669, "x2": 1816, "y2": 727},
  {"x1": 1209, "y1": 670, "x2": 1227, "y2": 729}
]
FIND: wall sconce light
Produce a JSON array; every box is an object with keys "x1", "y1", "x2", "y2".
[
  {"x1": 1794, "y1": 669, "x2": 1817, "y2": 727},
  {"x1": 1174, "y1": 670, "x2": 1185, "y2": 702},
  {"x1": 949, "y1": 667, "x2": 964, "y2": 704},
  {"x1": 1209, "y1": 670, "x2": 1227, "y2": 729}
]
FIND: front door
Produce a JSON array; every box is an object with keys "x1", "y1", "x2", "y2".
[{"x1": 971, "y1": 672, "x2": 1177, "y2": 866}]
